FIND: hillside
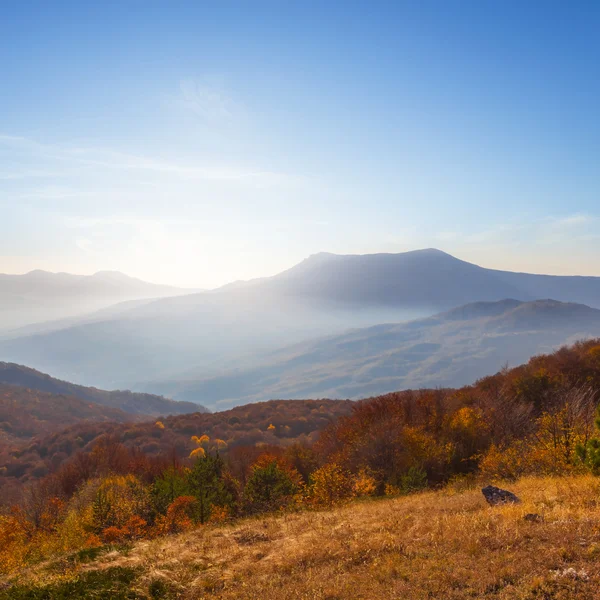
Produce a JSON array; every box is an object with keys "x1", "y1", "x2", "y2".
[
  {"x1": 0, "y1": 399, "x2": 353, "y2": 491},
  {"x1": 2, "y1": 337, "x2": 599, "y2": 495},
  {"x1": 0, "y1": 384, "x2": 133, "y2": 446},
  {"x1": 3, "y1": 475, "x2": 599, "y2": 599},
  {"x1": 4, "y1": 249, "x2": 600, "y2": 390},
  {"x1": 0, "y1": 269, "x2": 191, "y2": 331},
  {"x1": 150, "y1": 299, "x2": 600, "y2": 408},
  {"x1": 1, "y1": 339, "x2": 600, "y2": 595},
  {"x1": 0, "y1": 362, "x2": 205, "y2": 416}
]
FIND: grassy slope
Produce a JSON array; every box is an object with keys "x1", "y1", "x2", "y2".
[{"x1": 5, "y1": 475, "x2": 600, "y2": 599}]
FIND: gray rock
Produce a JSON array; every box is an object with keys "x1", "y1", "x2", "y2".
[{"x1": 481, "y1": 485, "x2": 520, "y2": 506}]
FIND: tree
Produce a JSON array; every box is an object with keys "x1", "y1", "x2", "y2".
[
  {"x1": 188, "y1": 452, "x2": 232, "y2": 524},
  {"x1": 91, "y1": 474, "x2": 151, "y2": 533},
  {"x1": 576, "y1": 387, "x2": 600, "y2": 473},
  {"x1": 151, "y1": 467, "x2": 191, "y2": 515},
  {"x1": 243, "y1": 455, "x2": 301, "y2": 513},
  {"x1": 284, "y1": 443, "x2": 319, "y2": 485}
]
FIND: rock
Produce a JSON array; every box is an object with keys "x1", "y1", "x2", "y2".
[
  {"x1": 524, "y1": 513, "x2": 543, "y2": 522},
  {"x1": 481, "y1": 485, "x2": 520, "y2": 506}
]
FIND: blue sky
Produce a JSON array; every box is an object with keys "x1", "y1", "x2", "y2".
[{"x1": 1, "y1": 1, "x2": 599, "y2": 287}]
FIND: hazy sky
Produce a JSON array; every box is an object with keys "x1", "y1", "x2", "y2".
[{"x1": 2, "y1": 1, "x2": 599, "y2": 288}]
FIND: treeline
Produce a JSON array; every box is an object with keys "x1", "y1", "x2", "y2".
[{"x1": 2, "y1": 340, "x2": 600, "y2": 575}]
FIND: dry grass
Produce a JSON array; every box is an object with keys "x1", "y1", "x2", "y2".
[{"x1": 9, "y1": 475, "x2": 600, "y2": 599}]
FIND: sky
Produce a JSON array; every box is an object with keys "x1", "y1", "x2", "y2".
[{"x1": 1, "y1": 1, "x2": 599, "y2": 288}]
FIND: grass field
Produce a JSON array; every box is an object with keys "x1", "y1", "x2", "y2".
[{"x1": 5, "y1": 475, "x2": 600, "y2": 599}]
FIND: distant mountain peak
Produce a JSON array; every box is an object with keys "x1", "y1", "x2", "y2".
[
  {"x1": 408, "y1": 247, "x2": 449, "y2": 256},
  {"x1": 92, "y1": 270, "x2": 139, "y2": 282},
  {"x1": 25, "y1": 269, "x2": 56, "y2": 277},
  {"x1": 305, "y1": 248, "x2": 452, "y2": 260}
]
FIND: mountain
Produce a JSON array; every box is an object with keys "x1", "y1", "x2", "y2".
[
  {"x1": 0, "y1": 297, "x2": 162, "y2": 341},
  {"x1": 3, "y1": 249, "x2": 600, "y2": 391},
  {"x1": 0, "y1": 362, "x2": 207, "y2": 416},
  {"x1": 218, "y1": 249, "x2": 600, "y2": 308},
  {"x1": 0, "y1": 269, "x2": 193, "y2": 331},
  {"x1": 149, "y1": 299, "x2": 600, "y2": 409},
  {"x1": 253, "y1": 249, "x2": 526, "y2": 307},
  {"x1": 0, "y1": 384, "x2": 133, "y2": 447}
]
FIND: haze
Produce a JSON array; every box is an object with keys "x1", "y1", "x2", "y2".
[
  {"x1": 2, "y1": 2, "x2": 600, "y2": 288},
  {"x1": 5, "y1": 4, "x2": 600, "y2": 596}
]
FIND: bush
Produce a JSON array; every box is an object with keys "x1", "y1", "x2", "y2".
[
  {"x1": 155, "y1": 496, "x2": 197, "y2": 534},
  {"x1": 243, "y1": 455, "x2": 302, "y2": 513},
  {"x1": 397, "y1": 466, "x2": 428, "y2": 494},
  {"x1": 310, "y1": 463, "x2": 354, "y2": 507},
  {"x1": 91, "y1": 475, "x2": 151, "y2": 534}
]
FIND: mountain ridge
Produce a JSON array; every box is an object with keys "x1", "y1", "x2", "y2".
[
  {"x1": 0, "y1": 268, "x2": 195, "y2": 332},
  {"x1": 4, "y1": 249, "x2": 600, "y2": 391},
  {"x1": 147, "y1": 298, "x2": 600, "y2": 409},
  {"x1": 0, "y1": 362, "x2": 208, "y2": 416}
]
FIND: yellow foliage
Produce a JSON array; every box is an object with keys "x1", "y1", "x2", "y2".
[
  {"x1": 155, "y1": 421, "x2": 165, "y2": 429},
  {"x1": 352, "y1": 468, "x2": 377, "y2": 497},
  {"x1": 479, "y1": 405, "x2": 591, "y2": 482},
  {"x1": 190, "y1": 433, "x2": 211, "y2": 457},
  {"x1": 0, "y1": 514, "x2": 27, "y2": 574},
  {"x1": 191, "y1": 434, "x2": 210, "y2": 445},
  {"x1": 0, "y1": 499, "x2": 95, "y2": 576},
  {"x1": 384, "y1": 483, "x2": 402, "y2": 496},
  {"x1": 189, "y1": 446, "x2": 206, "y2": 458},
  {"x1": 91, "y1": 474, "x2": 151, "y2": 532},
  {"x1": 448, "y1": 406, "x2": 488, "y2": 437},
  {"x1": 268, "y1": 423, "x2": 276, "y2": 431},
  {"x1": 310, "y1": 463, "x2": 355, "y2": 506},
  {"x1": 478, "y1": 441, "x2": 533, "y2": 481},
  {"x1": 401, "y1": 426, "x2": 454, "y2": 470}
]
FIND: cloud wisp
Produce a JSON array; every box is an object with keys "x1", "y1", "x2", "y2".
[{"x1": 0, "y1": 133, "x2": 289, "y2": 185}]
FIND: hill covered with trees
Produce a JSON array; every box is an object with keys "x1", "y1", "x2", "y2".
[
  {"x1": 0, "y1": 384, "x2": 133, "y2": 446},
  {"x1": 0, "y1": 399, "x2": 353, "y2": 497},
  {"x1": 0, "y1": 362, "x2": 205, "y2": 416}
]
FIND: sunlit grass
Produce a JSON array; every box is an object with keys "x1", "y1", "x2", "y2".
[{"x1": 6, "y1": 474, "x2": 600, "y2": 598}]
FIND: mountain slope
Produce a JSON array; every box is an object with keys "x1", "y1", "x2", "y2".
[
  {"x1": 0, "y1": 269, "x2": 192, "y2": 331},
  {"x1": 149, "y1": 299, "x2": 600, "y2": 409},
  {"x1": 3, "y1": 249, "x2": 600, "y2": 390},
  {"x1": 0, "y1": 384, "x2": 133, "y2": 447},
  {"x1": 0, "y1": 363, "x2": 207, "y2": 416},
  {"x1": 258, "y1": 249, "x2": 526, "y2": 307}
]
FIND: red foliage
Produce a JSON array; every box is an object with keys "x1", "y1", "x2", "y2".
[{"x1": 0, "y1": 399, "x2": 352, "y2": 498}]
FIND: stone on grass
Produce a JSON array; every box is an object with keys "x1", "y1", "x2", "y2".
[{"x1": 481, "y1": 485, "x2": 520, "y2": 506}]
